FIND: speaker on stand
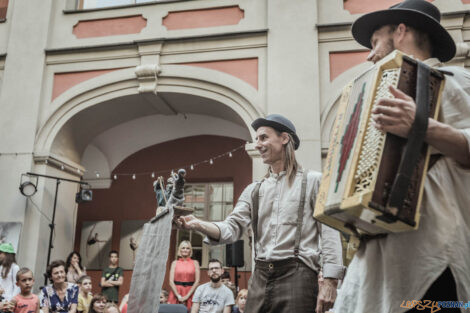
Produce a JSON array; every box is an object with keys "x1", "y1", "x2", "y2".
[{"x1": 226, "y1": 240, "x2": 244, "y2": 292}]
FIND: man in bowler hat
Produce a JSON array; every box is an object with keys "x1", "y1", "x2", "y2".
[
  {"x1": 333, "y1": 1, "x2": 470, "y2": 312},
  {"x1": 175, "y1": 114, "x2": 345, "y2": 313}
]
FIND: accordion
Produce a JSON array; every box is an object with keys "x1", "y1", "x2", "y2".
[{"x1": 314, "y1": 50, "x2": 445, "y2": 237}]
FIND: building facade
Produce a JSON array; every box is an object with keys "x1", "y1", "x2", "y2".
[{"x1": 0, "y1": 0, "x2": 469, "y2": 295}]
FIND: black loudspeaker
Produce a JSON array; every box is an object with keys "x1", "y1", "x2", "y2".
[{"x1": 226, "y1": 240, "x2": 244, "y2": 267}]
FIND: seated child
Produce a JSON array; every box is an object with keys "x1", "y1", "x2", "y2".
[
  {"x1": 77, "y1": 275, "x2": 93, "y2": 313},
  {"x1": 160, "y1": 290, "x2": 168, "y2": 304},
  {"x1": 10, "y1": 268, "x2": 39, "y2": 313},
  {"x1": 104, "y1": 302, "x2": 120, "y2": 313}
]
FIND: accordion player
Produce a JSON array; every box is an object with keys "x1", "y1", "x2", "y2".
[{"x1": 314, "y1": 50, "x2": 446, "y2": 237}]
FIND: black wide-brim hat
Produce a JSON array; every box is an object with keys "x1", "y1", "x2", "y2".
[
  {"x1": 251, "y1": 114, "x2": 300, "y2": 150},
  {"x1": 352, "y1": 0, "x2": 456, "y2": 62}
]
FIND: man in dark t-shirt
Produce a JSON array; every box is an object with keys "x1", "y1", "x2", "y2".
[{"x1": 101, "y1": 250, "x2": 124, "y2": 303}]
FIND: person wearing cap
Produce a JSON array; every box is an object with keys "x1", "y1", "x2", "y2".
[
  {"x1": 0, "y1": 243, "x2": 20, "y2": 303},
  {"x1": 175, "y1": 114, "x2": 344, "y2": 313},
  {"x1": 333, "y1": 1, "x2": 470, "y2": 312}
]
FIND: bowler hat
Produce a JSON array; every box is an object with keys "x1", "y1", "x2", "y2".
[
  {"x1": 352, "y1": 0, "x2": 456, "y2": 62},
  {"x1": 251, "y1": 114, "x2": 300, "y2": 150},
  {"x1": 0, "y1": 243, "x2": 15, "y2": 254}
]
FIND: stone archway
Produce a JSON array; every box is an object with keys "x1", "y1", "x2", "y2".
[{"x1": 24, "y1": 63, "x2": 265, "y2": 287}]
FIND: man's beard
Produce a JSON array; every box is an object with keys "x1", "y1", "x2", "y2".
[{"x1": 210, "y1": 275, "x2": 221, "y2": 283}]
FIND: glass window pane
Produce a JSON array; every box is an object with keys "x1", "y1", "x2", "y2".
[
  {"x1": 224, "y1": 184, "x2": 234, "y2": 202},
  {"x1": 177, "y1": 230, "x2": 190, "y2": 242},
  {"x1": 209, "y1": 203, "x2": 223, "y2": 221},
  {"x1": 191, "y1": 232, "x2": 203, "y2": 247},
  {"x1": 209, "y1": 184, "x2": 223, "y2": 202},
  {"x1": 193, "y1": 203, "x2": 205, "y2": 218},
  {"x1": 224, "y1": 204, "x2": 233, "y2": 219},
  {"x1": 192, "y1": 249, "x2": 202, "y2": 265},
  {"x1": 193, "y1": 185, "x2": 205, "y2": 202},
  {"x1": 84, "y1": 0, "x2": 132, "y2": 9},
  {"x1": 185, "y1": 193, "x2": 195, "y2": 203}
]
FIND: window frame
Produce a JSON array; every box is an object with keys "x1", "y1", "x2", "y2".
[
  {"x1": 75, "y1": 0, "x2": 181, "y2": 10},
  {"x1": 175, "y1": 181, "x2": 234, "y2": 269}
]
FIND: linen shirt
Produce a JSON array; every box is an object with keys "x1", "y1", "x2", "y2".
[
  {"x1": 334, "y1": 59, "x2": 470, "y2": 313},
  {"x1": 207, "y1": 169, "x2": 344, "y2": 279}
]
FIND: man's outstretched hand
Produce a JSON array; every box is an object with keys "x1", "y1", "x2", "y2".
[{"x1": 173, "y1": 214, "x2": 199, "y2": 231}]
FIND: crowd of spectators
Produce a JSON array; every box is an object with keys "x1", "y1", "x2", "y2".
[{"x1": 0, "y1": 241, "x2": 247, "y2": 313}]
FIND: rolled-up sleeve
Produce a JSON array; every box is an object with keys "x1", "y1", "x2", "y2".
[
  {"x1": 319, "y1": 222, "x2": 345, "y2": 280},
  {"x1": 204, "y1": 183, "x2": 255, "y2": 245}
]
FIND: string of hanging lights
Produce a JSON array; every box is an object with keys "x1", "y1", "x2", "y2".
[{"x1": 106, "y1": 143, "x2": 247, "y2": 180}]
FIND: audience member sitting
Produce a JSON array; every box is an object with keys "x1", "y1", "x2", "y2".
[
  {"x1": 77, "y1": 275, "x2": 93, "y2": 313},
  {"x1": 66, "y1": 252, "x2": 86, "y2": 284},
  {"x1": 191, "y1": 259, "x2": 234, "y2": 313},
  {"x1": 104, "y1": 302, "x2": 120, "y2": 313},
  {"x1": 220, "y1": 272, "x2": 236, "y2": 298},
  {"x1": 231, "y1": 289, "x2": 247, "y2": 313},
  {"x1": 40, "y1": 260, "x2": 79, "y2": 313},
  {"x1": 88, "y1": 294, "x2": 106, "y2": 313},
  {"x1": 160, "y1": 290, "x2": 169, "y2": 304},
  {"x1": 10, "y1": 268, "x2": 40, "y2": 313}
]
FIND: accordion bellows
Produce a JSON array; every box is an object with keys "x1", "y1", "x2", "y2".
[{"x1": 314, "y1": 50, "x2": 445, "y2": 236}]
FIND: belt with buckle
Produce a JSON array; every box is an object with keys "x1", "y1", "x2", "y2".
[{"x1": 255, "y1": 258, "x2": 299, "y2": 270}]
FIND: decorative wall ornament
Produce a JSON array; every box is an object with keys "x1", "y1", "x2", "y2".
[
  {"x1": 162, "y1": 6, "x2": 244, "y2": 30},
  {"x1": 455, "y1": 42, "x2": 470, "y2": 58},
  {"x1": 72, "y1": 15, "x2": 147, "y2": 39},
  {"x1": 135, "y1": 64, "x2": 161, "y2": 94}
]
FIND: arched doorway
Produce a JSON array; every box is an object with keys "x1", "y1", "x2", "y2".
[{"x1": 25, "y1": 65, "x2": 263, "y2": 293}]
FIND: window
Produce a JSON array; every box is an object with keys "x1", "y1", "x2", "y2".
[
  {"x1": 176, "y1": 182, "x2": 234, "y2": 268},
  {"x1": 79, "y1": 0, "x2": 158, "y2": 10}
]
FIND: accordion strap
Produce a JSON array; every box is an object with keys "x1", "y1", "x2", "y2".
[{"x1": 387, "y1": 61, "x2": 430, "y2": 211}]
